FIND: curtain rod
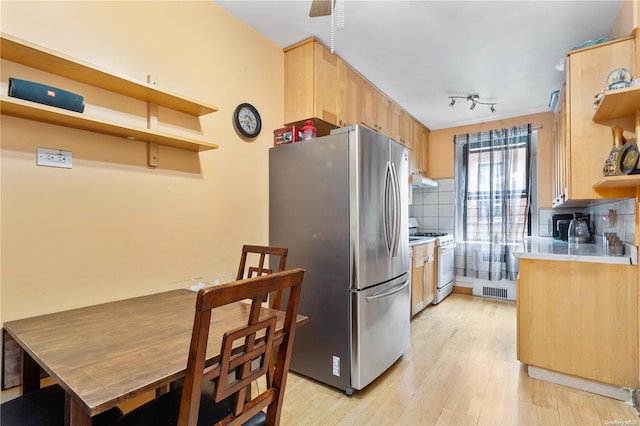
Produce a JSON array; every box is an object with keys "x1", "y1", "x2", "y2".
[{"x1": 453, "y1": 124, "x2": 543, "y2": 144}]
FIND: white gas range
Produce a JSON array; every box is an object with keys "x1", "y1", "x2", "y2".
[{"x1": 408, "y1": 218, "x2": 456, "y2": 304}]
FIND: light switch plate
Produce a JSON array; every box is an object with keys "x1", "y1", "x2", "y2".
[{"x1": 37, "y1": 148, "x2": 72, "y2": 169}]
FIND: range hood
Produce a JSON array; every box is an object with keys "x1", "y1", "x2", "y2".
[{"x1": 410, "y1": 173, "x2": 438, "y2": 188}]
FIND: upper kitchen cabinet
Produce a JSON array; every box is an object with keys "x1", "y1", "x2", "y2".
[
  {"x1": 411, "y1": 122, "x2": 429, "y2": 176},
  {"x1": 284, "y1": 38, "x2": 339, "y2": 134},
  {"x1": 337, "y1": 58, "x2": 362, "y2": 128},
  {"x1": 284, "y1": 37, "x2": 430, "y2": 160},
  {"x1": 389, "y1": 103, "x2": 412, "y2": 148},
  {"x1": 552, "y1": 36, "x2": 636, "y2": 206},
  {"x1": 361, "y1": 83, "x2": 390, "y2": 134}
]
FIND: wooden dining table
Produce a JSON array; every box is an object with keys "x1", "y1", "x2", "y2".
[{"x1": 3, "y1": 289, "x2": 307, "y2": 426}]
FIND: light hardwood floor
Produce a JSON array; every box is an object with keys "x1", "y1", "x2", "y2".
[{"x1": 280, "y1": 293, "x2": 639, "y2": 425}]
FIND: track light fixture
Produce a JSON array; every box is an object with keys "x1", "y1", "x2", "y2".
[{"x1": 448, "y1": 94, "x2": 496, "y2": 113}]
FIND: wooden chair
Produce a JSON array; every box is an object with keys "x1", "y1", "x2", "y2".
[
  {"x1": 236, "y1": 245, "x2": 288, "y2": 309},
  {"x1": 0, "y1": 383, "x2": 123, "y2": 426},
  {"x1": 112, "y1": 267, "x2": 305, "y2": 426}
]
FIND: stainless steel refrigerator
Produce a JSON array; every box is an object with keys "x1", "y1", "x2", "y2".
[{"x1": 269, "y1": 125, "x2": 410, "y2": 394}]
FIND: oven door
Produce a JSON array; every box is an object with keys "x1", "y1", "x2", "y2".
[{"x1": 436, "y1": 243, "x2": 456, "y2": 289}]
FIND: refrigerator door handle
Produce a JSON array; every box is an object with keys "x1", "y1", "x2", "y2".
[
  {"x1": 365, "y1": 279, "x2": 409, "y2": 302},
  {"x1": 383, "y1": 161, "x2": 393, "y2": 256},
  {"x1": 389, "y1": 162, "x2": 401, "y2": 257}
]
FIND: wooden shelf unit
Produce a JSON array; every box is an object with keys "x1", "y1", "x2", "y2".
[
  {"x1": 1, "y1": 96, "x2": 218, "y2": 152},
  {"x1": 593, "y1": 174, "x2": 640, "y2": 189},
  {"x1": 1, "y1": 32, "x2": 218, "y2": 154},
  {"x1": 591, "y1": 83, "x2": 640, "y2": 190},
  {"x1": 593, "y1": 85, "x2": 640, "y2": 123},
  {"x1": 1, "y1": 33, "x2": 218, "y2": 116}
]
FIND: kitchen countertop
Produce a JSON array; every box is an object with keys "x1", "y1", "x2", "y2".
[
  {"x1": 409, "y1": 236, "x2": 436, "y2": 247},
  {"x1": 515, "y1": 236, "x2": 637, "y2": 265}
]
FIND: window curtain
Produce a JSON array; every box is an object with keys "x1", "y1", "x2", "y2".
[{"x1": 454, "y1": 125, "x2": 532, "y2": 281}]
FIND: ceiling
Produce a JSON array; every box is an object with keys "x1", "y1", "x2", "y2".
[{"x1": 215, "y1": 0, "x2": 622, "y2": 130}]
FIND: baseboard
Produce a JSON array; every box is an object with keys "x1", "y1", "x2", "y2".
[
  {"x1": 527, "y1": 365, "x2": 631, "y2": 402},
  {"x1": 452, "y1": 286, "x2": 473, "y2": 295}
]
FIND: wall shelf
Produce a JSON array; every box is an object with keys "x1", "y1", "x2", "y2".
[
  {"x1": 593, "y1": 174, "x2": 640, "y2": 189},
  {"x1": 592, "y1": 86, "x2": 640, "y2": 123},
  {"x1": 1, "y1": 33, "x2": 218, "y2": 117},
  {"x1": 2, "y1": 96, "x2": 218, "y2": 152},
  {"x1": 0, "y1": 32, "x2": 219, "y2": 156}
]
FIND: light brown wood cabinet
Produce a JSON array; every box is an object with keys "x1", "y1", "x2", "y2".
[
  {"x1": 552, "y1": 36, "x2": 637, "y2": 206},
  {"x1": 517, "y1": 258, "x2": 638, "y2": 388},
  {"x1": 360, "y1": 82, "x2": 389, "y2": 134},
  {"x1": 411, "y1": 242, "x2": 435, "y2": 317},
  {"x1": 388, "y1": 103, "x2": 402, "y2": 143},
  {"x1": 409, "y1": 121, "x2": 429, "y2": 176},
  {"x1": 284, "y1": 37, "x2": 428, "y2": 171},
  {"x1": 284, "y1": 38, "x2": 339, "y2": 130},
  {"x1": 552, "y1": 84, "x2": 568, "y2": 206},
  {"x1": 337, "y1": 58, "x2": 362, "y2": 128}
]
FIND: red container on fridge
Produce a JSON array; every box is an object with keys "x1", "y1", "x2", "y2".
[
  {"x1": 302, "y1": 120, "x2": 317, "y2": 140},
  {"x1": 273, "y1": 126, "x2": 303, "y2": 146}
]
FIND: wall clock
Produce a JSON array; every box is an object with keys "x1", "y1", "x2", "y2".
[{"x1": 233, "y1": 103, "x2": 261, "y2": 138}]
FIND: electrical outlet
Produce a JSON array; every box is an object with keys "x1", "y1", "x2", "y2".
[{"x1": 37, "y1": 148, "x2": 72, "y2": 169}]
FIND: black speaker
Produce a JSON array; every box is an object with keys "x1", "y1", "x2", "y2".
[{"x1": 8, "y1": 78, "x2": 85, "y2": 113}]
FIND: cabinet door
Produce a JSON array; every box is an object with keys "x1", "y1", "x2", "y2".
[
  {"x1": 564, "y1": 38, "x2": 636, "y2": 201},
  {"x1": 517, "y1": 258, "x2": 638, "y2": 388},
  {"x1": 313, "y1": 42, "x2": 339, "y2": 125},
  {"x1": 284, "y1": 40, "x2": 315, "y2": 124},
  {"x1": 361, "y1": 81, "x2": 378, "y2": 131},
  {"x1": 421, "y1": 128, "x2": 430, "y2": 176},
  {"x1": 376, "y1": 92, "x2": 390, "y2": 135},
  {"x1": 284, "y1": 39, "x2": 339, "y2": 126},
  {"x1": 337, "y1": 58, "x2": 362, "y2": 127},
  {"x1": 389, "y1": 103, "x2": 403, "y2": 143},
  {"x1": 409, "y1": 122, "x2": 428, "y2": 175},
  {"x1": 552, "y1": 84, "x2": 567, "y2": 207},
  {"x1": 424, "y1": 243, "x2": 435, "y2": 305},
  {"x1": 411, "y1": 244, "x2": 426, "y2": 317},
  {"x1": 401, "y1": 111, "x2": 413, "y2": 149}
]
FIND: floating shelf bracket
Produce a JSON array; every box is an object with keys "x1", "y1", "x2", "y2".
[{"x1": 147, "y1": 74, "x2": 159, "y2": 167}]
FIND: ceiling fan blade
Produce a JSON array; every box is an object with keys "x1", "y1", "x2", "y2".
[{"x1": 309, "y1": 0, "x2": 334, "y2": 17}]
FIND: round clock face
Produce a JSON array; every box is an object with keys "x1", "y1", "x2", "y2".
[{"x1": 233, "y1": 103, "x2": 261, "y2": 138}]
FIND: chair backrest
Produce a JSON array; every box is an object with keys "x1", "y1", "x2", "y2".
[
  {"x1": 178, "y1": 268, "x2": 304, "y2": 426},
  {"x1": 236, "y1": 245, "x2": 288, "y2": 309}
]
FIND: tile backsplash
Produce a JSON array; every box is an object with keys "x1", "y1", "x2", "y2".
[
  {"x1": 410, "y1": 178, "x2": 454, "y2": 234},
  {"x1": 538, "y1": 198, "x2": 636, "y2": 244},
  {"x1": 413, "y1": 177, "x2": 636, "y2": 245}
]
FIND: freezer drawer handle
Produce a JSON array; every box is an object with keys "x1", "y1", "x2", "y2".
[{"x1": 365, "y1": 280, "x2": 409, "y2": 302}]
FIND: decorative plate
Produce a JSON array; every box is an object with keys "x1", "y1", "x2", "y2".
[{"x1": 617, "y1": 142, "x2": 639, "y2": 175}]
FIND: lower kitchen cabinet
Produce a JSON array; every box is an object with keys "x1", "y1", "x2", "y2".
[
  {"x1": 411, "y1": 242, "x2": 435, "y2": 317},
  {"x1": 517, "y1": 258, "x2": 638, "y2": 388}
]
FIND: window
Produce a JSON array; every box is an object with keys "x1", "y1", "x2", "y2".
[{"x1": 454, "y1": 125, "x2": 532, "y2": 281}]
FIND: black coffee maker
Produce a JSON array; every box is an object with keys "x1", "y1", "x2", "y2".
[{"x1": 550, "y1": 213, "x2": 578, "y2": 241}]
